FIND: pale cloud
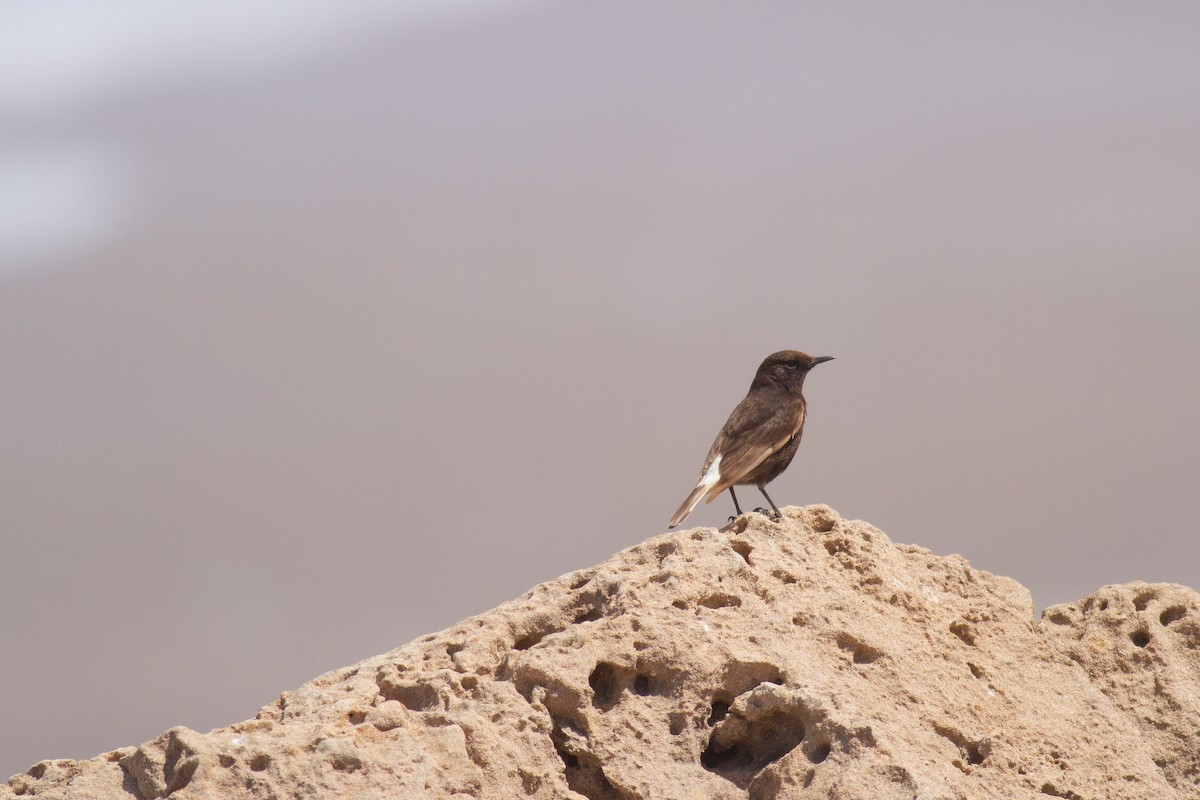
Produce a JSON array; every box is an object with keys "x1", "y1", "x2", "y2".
[
  {"x1": 0, "y1": 141, "x2": 138, "y2": 271},
  {"x1": 0, "y1": 0, "x2": 532, "y2": 267},
  {"x1": 0, "y1": 0, "x2": 532, "y2": 118}
]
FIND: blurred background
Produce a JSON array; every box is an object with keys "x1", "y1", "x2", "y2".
[{"x1": 3, "y1": 0, "x2": 1199, "y2": 778}]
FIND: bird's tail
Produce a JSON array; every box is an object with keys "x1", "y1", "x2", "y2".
[
  {"x1": 668, "y1": 484, "x2": 708, "y2": 528},
  {"x1": 668, "y1": 455, "x2": 723, "y2": 528}
]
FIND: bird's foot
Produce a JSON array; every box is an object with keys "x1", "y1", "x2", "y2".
[{"x1": 753, "y1": 507, "x2": 782, "y2": 522}]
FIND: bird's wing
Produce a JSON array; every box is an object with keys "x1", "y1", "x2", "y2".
[{"x1": 701, "y1": 392, "x2": 804, "y2": 501}]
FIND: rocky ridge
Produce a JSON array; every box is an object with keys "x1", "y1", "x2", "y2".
[{"x1": 6, "y1": 506, "x2": 1199, "y2": 799}]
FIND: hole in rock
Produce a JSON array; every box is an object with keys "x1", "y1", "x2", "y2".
[
  {"x1": 567, "y1": 763, "x2": 622, "y2": 800},
  {"x1": 1098, "y1": 600, "x2": 1109, "y2": 611},
  {"x1": 1160, "y1": 606, "x2": 1187, "y2": 626},
  {"x1": 574, "y1": 607, "x2": 602, "y2": 624},
  {"x1": 730, "y1": 540, "x2": 753, "y2": 564},
  {"x1": 708, "y1": 700, "x2": 731, "y2": 726},
  {"x1": 556, "y1": 744, "x2": 578, "y2": 769},
  {"x1": 698, "y1": 593, "x2": 742, "y2": 609},
  {"x1": 702, "y1": 709, "x2": 807, "y2": 788},
  {"x1": 249, "y1": 754, "x2": 271, "y2": 772},
  {"x1": 569, "y1": 574, "x2": 591, "y2": 590},
  {"x1": 949, "y1": 621, "x2": 976, "y2": 646},
  {"x1": 165, "y1": 758, "x2": 197, "y2": 792},
  {"x1": 701, "y1": 742, "x2": 744, "y2": 770},
  {"x1": 813, "y1": 515, "x2": 837, "y2": 532},
  {"x1": 330, "y1": 751, "x2": 363, "y2": 772},
  {"x1": 706, "y1": 663, "x2": 786, "y2": 732},
  {"x1": 633, "y1": 674, "x2": 652, "y2": 696},
  {"x1": 1045, "y1": 611, "x2": 1071, "y2": 625},
  {"x1": 967, "y1": 662, "x2": 984, "y2": 679},
  {"x1": 933, "y1": 722, "x2": 989, "y2": 769},
  {"x1": 514, "y1": 632, "x2": 547, "y2": 651},
  {"x1": 1131, "y1": 629, "x2": 1151, "y2": 648},
  {"x1": 669, "y1": 714, "x2": 687, "y2": 736},
  {"x1": 382, "y1": 683, "x2": 440, "y2": 711},
  {"x1": 1134, "y1": 591, "x2": 1156, "y2": 611},
  {"x1": 672, "y1": 600, "x2": 689, "y2": 610},
  {"x1": 519, "y1": 769, "x2": 541, "y2": 794},
  {"x1": 836, "y1": 634, "x2": 881, "y2": 664},
  {"x1": 807, "y1": 741, "x2": 831, "y2": 764},
  {"x1": 851, "y1": 648, "x2": 879, "y2": 665},
  {"x1": 589, "y1": 663, "x2": 623, "y2": 710},
  {"x1": 551, "y1": 728, "x2": 624, "y2": 800}
]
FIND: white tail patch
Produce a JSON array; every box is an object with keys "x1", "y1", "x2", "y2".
[
  {"x1": 668, "y1": 455, "x2": 723, "y2": 528},
  {"x1": 700, "y1": 454, "x2": 722, "y2": 492}
]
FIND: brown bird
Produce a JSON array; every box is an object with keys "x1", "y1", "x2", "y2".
[{"x1": 668, "y1": 350, "x2": 833, "y2": 528}]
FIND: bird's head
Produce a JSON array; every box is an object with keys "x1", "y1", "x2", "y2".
[{"x1": 751, "y1": 350, "x2": 834, "y2": 391}]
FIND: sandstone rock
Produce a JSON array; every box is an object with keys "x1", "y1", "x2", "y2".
[
  {"x1": 1042, "y1": 582, "x2": 1200, "y2": 795},
  {"x1": 5, "y1": 506, "x2": 1197, "y2": 799}
]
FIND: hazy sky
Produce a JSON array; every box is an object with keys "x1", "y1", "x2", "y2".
[{"x1": 3, "y1": 0, "x2": 1199, "y2": 779}]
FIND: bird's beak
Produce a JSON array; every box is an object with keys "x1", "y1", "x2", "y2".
[{"x1": 810, "y1": 356, "x2": 834, "y2": 366}]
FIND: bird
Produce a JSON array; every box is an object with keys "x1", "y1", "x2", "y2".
[{"x1": 668, "y1": 350, "x2": 833, "y2": 528}]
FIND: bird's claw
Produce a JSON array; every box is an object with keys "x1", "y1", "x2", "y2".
[{"x1": 753, "y1": 507, "x2": 782, "y2": 521}]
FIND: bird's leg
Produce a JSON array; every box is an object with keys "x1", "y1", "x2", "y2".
[
  {"x1": 726, "y1": 487, "x2": 744, "y2": 523},
  {"x1": 757, "y1": 485, "x2": 782, "y2": 521}
]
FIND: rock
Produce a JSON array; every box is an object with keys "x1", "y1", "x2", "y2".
[
  {"x1": 1042, "y1": 582, "x2": 1200, "y2": 793},
  {"x1": 5, "y1": 506, "x2": 1196, "y2": 799}
]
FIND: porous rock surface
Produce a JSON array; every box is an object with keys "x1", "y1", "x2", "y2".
[{"x1": 6, "y1": 506, "x2": 1199, "y2": 799}]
